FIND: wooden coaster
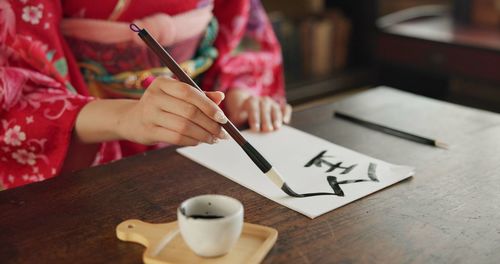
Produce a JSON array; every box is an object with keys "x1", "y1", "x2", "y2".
[{"x1": 116, "y1": 219, "x2": 278, "y2": 264}]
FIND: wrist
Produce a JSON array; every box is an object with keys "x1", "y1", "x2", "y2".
[
  {"x1": 75, "y1": 99, "x2": 137, "y2": 143},
  {"x1": 114, "y1": 99, "x2": 138, "y2": 141}
]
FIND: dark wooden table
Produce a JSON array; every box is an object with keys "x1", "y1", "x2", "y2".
[{"x1": 1, "y1": 87, "x2": 500, "y2": 263}]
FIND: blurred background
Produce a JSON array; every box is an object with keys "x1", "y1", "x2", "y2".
[{"x1": 262, "y1": 0, "x2": 500, "y2": 112}]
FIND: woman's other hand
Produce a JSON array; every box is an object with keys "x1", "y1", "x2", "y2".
[{"x1": 224, "y1": 89, "x2": 292, "y2": 132}]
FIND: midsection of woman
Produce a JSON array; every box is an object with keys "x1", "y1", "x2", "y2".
[
  {"x1": 63, "y1": 0, "x2": 201, "y2": 21},
  {"x1": 61, "y1": 0, "x2": 215, "y2": 95},
  {"x1": 0, "y1": 0, "x2": 291, "y2": 189}
]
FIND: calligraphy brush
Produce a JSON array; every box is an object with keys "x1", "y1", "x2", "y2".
[
  {"x1": 130, "y1": 24, "x2": 300, "y2": 197},
  {"x1": 333, "y1": 111, "x2": 449, "y2": 149}
]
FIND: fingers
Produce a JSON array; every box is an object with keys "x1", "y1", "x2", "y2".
[
  {"x1": 151, "y1": 126, "x2": 200, "y2": 146},
  {"x1": 205, "y1": 91, "x2": 225, "y2": 105},
  {"x1": 240, "y1": 96, "x2": 291, "y2": 132},
  {"x1": 260, "y1": 97, "x2": 273, "y2": 132},
  {"x1": 245, "y1": 97, "x2": 261, "y2": 132},
  {"x1": 156, "y1": 77, "x2": 228, "y2": 124},
  {"x1": 153, "y1": 110, "x2": 220, "y2": 144},
  {"x1": 282, "y1": 104, "x2": 292, "y2": 124},
  {"x1": 154, "y1": 92, "x2": 229, "y2": 140},
  {"x1": 271, "y1": 103, "x2": 283, "y2": 130}
]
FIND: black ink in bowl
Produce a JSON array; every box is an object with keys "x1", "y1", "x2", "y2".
[
  {"x1": 188, "y1": 214, "x2": 224, "y2": 219},
  {"x1": 180, "y1": 205, "x2": 225, "y2": 219}
]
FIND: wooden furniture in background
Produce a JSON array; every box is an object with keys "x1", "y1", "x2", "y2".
[
  {"x1": 263, "y1": 0, "x2": 377, "y2": 105},
  {"x1": 378, "y1": 0, "x2": 451, "y2": 16},
  {"x1": 455, "y1": 0, "x2": 500, "y2": 27},
  {"x1": 378, "y1": 16, "x2": 500, "y2": 82},
  {"x1": 377, "y1": 5, "x2": 500, "y2": 112},
  {"x1": 1, "y1": 87, "x2": 499, "y2": 263}
]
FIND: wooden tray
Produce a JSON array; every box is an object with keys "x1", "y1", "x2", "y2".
[{"x1": 116, "y1": 219, "x2": 278, "y2": 264}]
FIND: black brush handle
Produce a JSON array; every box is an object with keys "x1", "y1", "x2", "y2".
[
  {"x1": 334, "y1": 111, "x2": 435, "y2": 146},
  {"x1": 241, "y1": 142, "x2": 272, "y2": 173}
]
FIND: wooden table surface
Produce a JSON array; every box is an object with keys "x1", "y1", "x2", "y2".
[{"x1": 1, "y1": 87, "x2": 500, "y2": 264}]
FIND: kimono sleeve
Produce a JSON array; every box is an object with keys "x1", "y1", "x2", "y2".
[
  {"x1": 0, "y1": 0, "x2": 92, "y2": 189},
  {"x1": 203, "y1": 0, "x2": 286, "y2": 103}
]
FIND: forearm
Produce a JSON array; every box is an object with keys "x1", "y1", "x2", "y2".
[
  {"x1": 63, "y1": 99, "x2": 134, "y2": 172},
  {"x1": 74, "y1": 99, "x2": 136, "y2": 144}
]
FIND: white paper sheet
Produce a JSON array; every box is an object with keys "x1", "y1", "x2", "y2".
[{"x1": 177, "y1": 126, "x2": 414, "y2": 219}]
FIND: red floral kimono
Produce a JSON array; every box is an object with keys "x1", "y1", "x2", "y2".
[{"x1": 0, "y1": 0, "x2": 285, "y2": 189}]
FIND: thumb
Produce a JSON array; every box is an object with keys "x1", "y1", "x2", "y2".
[{"x1": 205, "y1": 91, "x2": 225, "y2": 105}]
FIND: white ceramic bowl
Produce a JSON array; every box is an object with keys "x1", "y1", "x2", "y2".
[{"x1": 177, "y1": 194, "x2": 244, "y2": 257}]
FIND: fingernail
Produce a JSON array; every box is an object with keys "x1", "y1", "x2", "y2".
[
  {"x1": 205, "y1": 136, "x2": 216, "y2": 144},
  {"x1": 253, "y1": 123, "x2": 260, "y2": 132},
  {"x1": 218, "y1": 129, "x2": 230, "y2": 139},
  {"x1": 274, "y1": 121, "x2": 281, "y2": 129},
  {"x1": 210, "y1": 136, "x2": 219, "y2": 144},
  {"x1": 267, "y1": 122, "x2": 274, "y2": 131},
  {"x1": 215, "y1": 111, "x2": 228, "y2": 124}
]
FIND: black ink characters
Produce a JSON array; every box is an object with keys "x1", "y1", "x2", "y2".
[{"x1": 282, "y1": 150, "x2": 379, "y2": 198}]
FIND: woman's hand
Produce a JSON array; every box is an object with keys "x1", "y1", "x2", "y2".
[
  {"x1": 224, "y1": 89, "x2": 292, "y2": 132},
  {"x1": 117, "y1": 77, "x2": 229, "y2": 146},
  {"x1": 75, "y1": 77, "x2": 229, "y2": 146}
]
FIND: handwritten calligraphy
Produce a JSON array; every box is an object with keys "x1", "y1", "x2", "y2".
[{"x1": 282, "y1": 150, "x2": 379, "y2": 198}]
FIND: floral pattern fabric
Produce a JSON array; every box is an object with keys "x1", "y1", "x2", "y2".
[
  {"x1": 203, "y1": 0, "x2": 285, "y2": 103},
  {"x1": 1, "y1": 0, "x2": 91, "y2": 189}
]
